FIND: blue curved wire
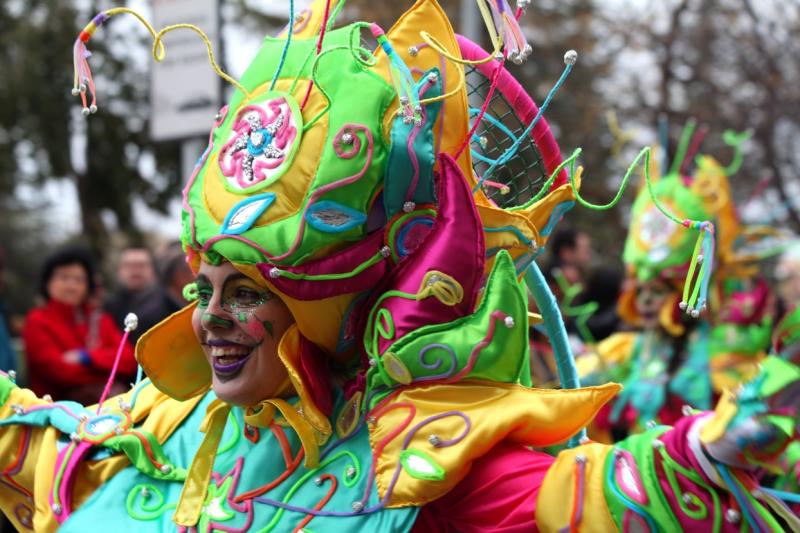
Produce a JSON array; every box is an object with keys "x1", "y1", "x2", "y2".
[{"x1": 269, "y1": 0, "x2": 295, "y2": 91}]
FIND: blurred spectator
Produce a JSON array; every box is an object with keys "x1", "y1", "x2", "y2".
[
  {"x1": 159, "y1": 241, "x2": 194, "y2": 315},
  {"x1": 0, "y1": 248, "x2": 18, "y2": 376},
  {"x1": 573, "y1": 265, "x2": 624, "y2": 341},
  {"x1": 776, "y1": 241, "x2": 800, "y2": 314},
  {"x1": 545, "y1": 227, "x2": 593, "y2": 287},
  {"x1": 22, "y1": 247, "x2": 136, "y2": 404},
  {"x1": 105, "y1": 244, "x2": 171, "y2": 344}
]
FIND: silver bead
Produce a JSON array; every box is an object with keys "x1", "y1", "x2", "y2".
[
  {"x1": 646, "y1": 420, "x2": 657, "y2": 429},
  {"x1": 71, "y1": 87, "x2": 81, "y2": 96},
  {"x1": 79, "y1": 83, "x2": 87, "y2": 93},
  {"x1": 160, "y1": 464, "x2": 171, "y2": 474},
  {"x1": 428, "y1": 434, "x2": 442, "y2": 447},
  {"x1": 564, "y1": 50, "x2": 578, "y2": 65},
  {"x1": 380, "y1": 246, "x2": 391, "y2": 258},
  {"x1": 575, "y1": 454, "x2": 587, "y2": 464},
  {"x1": 369, "y1": 358, "x2": 377, "y2": 367},
  {"x1": 479, "y1": 136, "x2": 489, "y2": 148},
  {"x1": 118, "y1": 398, "x2": 131, "y2": 412},
  {"x1": 7, "y1": 370, "x2": 16, "y2": 381},
  {"x1": 114, "y1": 427, "x2": 124, "y2": 435},
  {"x1": 579, "y1": 435, "x2": 591, "y2": 445},
  {"x1": 679, "y1": 301, "x2": 688, "y2": 310},
  {"x1": 696, "y1": 254, "x2": 704, "y2": 264},
  {"x1": 314, "y1": 477, "x2": 323, "y2": 486},
  {"x1": 346, "y1": 466, "x2": 356, "y2": 478},
  {"x1": 214, "y1": 112, "x2": 222, "y2": 121},
  {"x1": 427, "y1": 72, "x2": 439, "y2": 84},
  {"x1": 522, "y1": 44, "x2": 533, "y2": 58},
  {"x1": 510, "y1": 52, "x2": 524, "y2": 65},
  {"x1": 682, "y1": 405, "x2": 694, "y2": 417},
  {"x1": 725, "y1": 509, "x2": 740, "y2": 524},
  {"x1": 11, "y1": 404, "x2": 23, "y2": 415},
  {"x1": 69, "y1": 432, "x2": 82, "y2": 444},
  {"x1": 494, "y1": 52, "x2": 505, "y2": 62},
  {"x1": 402, "y1": 115, "x2": 415, "y2": 125},
  {"x1": 399, "y1": 96, "x2": 410, "y2": 106},
  {"x1": 141, "y1": 487, "x2": 150, "y2": 499},
  {"x1": 504, "y1": 316, "x2": 515, "y2": 328},
  {"x1": 652, "y1": 439, "x2": 664, "y2": 449},
  {"x1": 351, "y1": 501, "x2": 364, "y2": 512},
  {"x1": 269, "y1": 267, "x2": 281, "y2": 279},
  {"x1": 81, "y1": 107, "x2": 91, "y2": 116},
  {"x1": 78, "y1": 413, "x2": 89, "y2": 422},
  {"x1": 89, "y1": 104, "x2": 98, "y2": 114},
  {"x1": 341, "y1": 133, "x2": 354, "y2": 145},
  {"x1": 408, "y1": 46, "x2": 419, "y2": 57},
  {"x1": 51, "y1": 503, "x2": 62, "y2": 514},
  {"x1": 517, "y1": 0, "x2": 531, "y2": 9},
  {"x1": 690, "y1": 309, "x2": 700, "y2": 318},
  {"x1": 682, "y1": 493, "x2": 692, "y2": 504},
  {"x1": 402, "y1": 201, "x2": 416, "y2": 213},
  {"x1": 43, "y1": 394, "x2": 53, "y2": 402}
]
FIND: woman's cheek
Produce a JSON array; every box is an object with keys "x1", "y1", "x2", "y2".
[{"x1": 236, "y1": 309, "x2": 271, "y2": 340}]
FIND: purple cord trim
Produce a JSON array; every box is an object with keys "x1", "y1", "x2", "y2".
[
  {"x1": 92, "y1": 13, "x2": 109, "y2": 25},
  {"x1": 414, "y1": 343, "x2": 458, "y2": 381}
]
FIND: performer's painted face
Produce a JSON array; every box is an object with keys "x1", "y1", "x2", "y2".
[
  {"x1": 635, "y1": 279, "x2": 671, "y2": 329},
  {"x1": 191, "y1": 262, "x2": 293, "y2": 406}
]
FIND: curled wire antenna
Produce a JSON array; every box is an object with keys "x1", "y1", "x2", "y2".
[{"x1": 465, "y1": 63, "x2": 549, "y2": 208}]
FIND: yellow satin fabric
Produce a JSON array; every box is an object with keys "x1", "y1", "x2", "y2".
[
  {"x1": 0, "y1": 383, "x2": 202, "y2": 532},
  {"x1": 369, "y1": 380, "x2": 620, "y2": 507},
  {"x1": 537, "y1": 442, "x2": 617, "y2": 532},
  {"x1": 174, "y1": 399, "x2": 232, "y2": 526}
]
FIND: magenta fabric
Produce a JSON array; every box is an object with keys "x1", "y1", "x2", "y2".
[
  {"x1": 412, "y1": 442, "x2": 552, "y2": 533},
  {"x1": 257, "y1": 230, "x2": 388, "y2": 301},
  {"x1": 456, "y1": 34, "x2": 567, "y2": 190},
  {"x1": 297, "y1": 332, "x2": 334, "y2": 416},
  {"x1": 660, "y1": 415, "x2": 753, "y2": 532},
  {"x1": 367, "y1": 153, "x2": 485, "y2": 355}
]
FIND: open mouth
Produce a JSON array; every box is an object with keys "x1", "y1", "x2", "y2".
[{"x1": 206, "y1": 341, "x2": 255, "y2": 380}]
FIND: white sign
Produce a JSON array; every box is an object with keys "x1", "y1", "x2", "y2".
[{"x1": 150, "y1": 0, "x2": 220, "y2": 141}]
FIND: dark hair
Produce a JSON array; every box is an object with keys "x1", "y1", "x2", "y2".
[
  {"x1": 39, "y1": 247, "x2": 97, "y2": 301},
  {"x1": 549, "y1": 227, "x2": 579, "y2": 260},
  {"x1": 120, "y1": 243, "x2": 156, "y2": 265}
]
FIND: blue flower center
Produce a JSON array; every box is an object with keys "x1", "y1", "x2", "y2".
[{"x1": 247, "y1": 128, "x2": 274, "y2": 156}]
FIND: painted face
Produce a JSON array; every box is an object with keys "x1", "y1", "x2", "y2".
[
  {"x1": 635, "y1": 278, "x2": 671, "y2": 329},
  {"x1": 191, "y1": 262, "x2": 293, "y2": 406}
]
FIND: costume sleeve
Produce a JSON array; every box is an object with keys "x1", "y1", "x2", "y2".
[
  {"x1": 536, "y1": 415, "x2": 793, "y2": 531},
  {"x1": 22, "y1": 311, "x2": 103, "y2": 388},
  {"x1": 85, "y1": 313, "x2": 136, "y2": 375},
  {"x1": 412, "y1": 441, "x2": 554, "y2": 533},
  {"x1": 0, "y1": 371, "x2": 59, "y2": 530}
]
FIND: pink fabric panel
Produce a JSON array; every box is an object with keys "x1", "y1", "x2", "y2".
[
  {"x1": 456, "y1": 34, "x2": 567, "y2": 189},
  {"x1": 257, "y1": 230, "x2": 388, "y2": 300},
  {"x1": 412, "y1": 442, "x2": 552, "y2": 532},
  {"x1": 369, "y1": 153, "x2": 485, "y2": 355}
]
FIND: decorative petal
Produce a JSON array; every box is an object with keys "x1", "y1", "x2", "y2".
[
  {"x1": 399, "y1": 448, "x2": 445, "y2": 481},
  {"x1": 384, "y1": 352, "x2": 412, "y2": 385},
  {"x1": 220, "y1": 193, "x2": 276, "y2": 235},
  {"x1": 336, "y1": 390, "x2": 362, "y2": 438},
  {"x1": 306, "y1": 201, "x2": 367, "y2": 233}
]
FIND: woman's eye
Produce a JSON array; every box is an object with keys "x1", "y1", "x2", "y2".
[{"x1": 233, "y1": 288, "x2": 263, "y2": 307}]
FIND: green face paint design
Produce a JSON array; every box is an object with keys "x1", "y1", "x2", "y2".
[
  {"x1": 262, "y1": 321, "x2": 274, "y2": 339},
  {"x1": 201, "y1": 312, "x2": 234, "y2": 329}
]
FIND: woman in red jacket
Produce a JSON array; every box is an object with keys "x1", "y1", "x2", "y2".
[{"x1": 22, "y1": 247, "x2": 136, "y2": 403}]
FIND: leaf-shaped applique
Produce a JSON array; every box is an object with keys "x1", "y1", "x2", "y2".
[
  {"x1": 614, "y1": 450, "x2": 648, "y2": 505},
  {"x1": 399, "y1": 449, "x2": 445, "y2": 481},
  {"x1": 306, "y1": 201, "x2": 367, "y2": 233},
  {"x1": 384, "y1": 352, "x2": 412, "y2": 385},
  {"x1": 220, "y1": 193, "x2": 276, "y2": 235},
  {"x1": 336, "y1": 390, "x2": 362, "y2": 438}
]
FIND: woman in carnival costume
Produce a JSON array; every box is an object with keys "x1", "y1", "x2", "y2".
[
  {"x1": 1, "y1": 1, "x2": 799, "y2": 531},
  {"x1": 579, "y1": 125, "x2": 778, "y2": 436}
]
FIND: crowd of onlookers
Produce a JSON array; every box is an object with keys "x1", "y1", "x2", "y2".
[{"x1": 0, "y1": 242, "x2": 193, "y2": 404}]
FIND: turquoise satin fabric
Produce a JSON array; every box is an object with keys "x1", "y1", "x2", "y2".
[{"x1": 58, "y1": 388, "x2": 418, "y2": 532}]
